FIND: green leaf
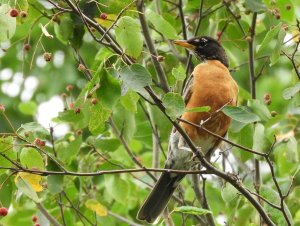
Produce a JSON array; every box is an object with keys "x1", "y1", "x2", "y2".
[
  {"x1": 222, "y1": 106, "x2": 260, "y2": 124},
  {"x1": 93, "y1": 138, "x2": 121, "y2": 152},
  {"x1": 245, "y1": 0, "x2": 267, "y2": 13},
  {"x1": 54, "y1": 17, "x2": 74, "y2": 44},
  {"x1": 0, "y1": 136, "x2": 17, "y2": 171},
  {"x1": 276, "y1": 0, "x2": 295, "y2": 22},
  {"x1": 88, "y1": 103, "x2": 112, "y2": 135},
  {"x1": 119, "y1": 64, "x2": 152, "y2": 94},
  {"x1": 57, "y1": 135, "x2": 82, "y2": 164},
  {"x1": 96, "y1": 69, "x2": 121, "y2": 108},
  {"x1": 282, "y1": 82, "x2": 300, "y2": 100},
  {"x1": 18, "y1": 101, "x2": 37, "y2": 116},
  {"x1": 20, "y1": 147, "x2": 44, "y2": 170},
  {"x1": 270, "y1": 28, "x2": 286, "y2": 66},
  {"x1": 105, "y1": 175, "x2": 129, "y2": 204},
  {"x1": 56, "y1": 109, "x2": 85, "y2": 124},
  {"x1": 286, "y1": 137, "x2": 298, "y2": 163},
  {"x1": 185, "y1": 106, "x2": 211, "y2": 113},
  {"x1": 0, "y1": 4, "x2": 16, "y2": 42},
  {"x1": 120, "y1": 90, "x2": 139, "y2": 113},
  {"x1": 247, "y1": 99, "x2": 272, "y2": 121},
  {"x1": 173, "y1": 206, "x2": 212, "y2": 215},
  {"x1": 85, "y1": 199, "x2": 108, "y2": 216},
  {"x1": 19, "y1": 122, "x2": 49, "y2": 138},
  {"x1": 261, "y1": 186, "x2": 293, "y2": 225},
  {"x1": 15, "y1": 176, "x2": 40, "y2": 203},
  {"x1": 253, "y1": 123, "x2": 272, "y2": 153},
  {"x1": 221, "y1": 183, "x2": 239, "y2": 204},
  {"x1": 146, "y1": 10, "x2": 178, "y2": 39},
  {"x1": 162, "y1": 92, "x2": 185, "y2": 120},
  {"x1": 47, "y1": 160, "x2": 64, "y2": 194},
  {"x1": 257, "y1": 23, "x2": 281, "y2": 54},
  {"x1": 115, "y1": 16, "x2": 143, "y2": 58},
  {"x1": 172, "y1": 65, "x2": 186, "y2": 81},
  {"x1": 0, "y1": 174, "x2": 13, "y2": 207}
]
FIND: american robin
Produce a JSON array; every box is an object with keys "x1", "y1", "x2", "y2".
[{"x1": 137, "y1": 36, "x2": 239, "y2": 223}]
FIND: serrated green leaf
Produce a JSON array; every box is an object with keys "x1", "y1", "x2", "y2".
[
  {"x1": 282, "y1": 82, "x2": 300, "y2": 100},
  {"x1": 119, "y1": 64, "x2": 152, "y2": 94},
  {"x1": 105, "y1": 175, "x2": 129, "y2": 204},
  {"x1": 146, "y1": 10, "x2": 178, "y2": 39},
  {"x1": 120, "y1": 90, "x2": 139, "y2": 113},
  {"x1": 172, "y1": 65, "x2": 186, "y2": 81},
  {"x1": 222, "y1": 106, "x2": 260, "y2": 124},
  {"x1": 115, "y1": 16, "x2": 143, "y2": 58},
  {"x1": 88, "y1": 103, "x2": 112, "y2": 135},
  {"x1": 257, "y1": 23, "x2": 281, "y2": 54},
  {"x1": 253, "y1": 123, "x2": 272, "y2": 153},
  {"x1": 185, "y1": 106, "x2": 211, "y2": 113},
  {"x1": 47, "y1": 160, "x2": 64, "y2": 194},
  {"x1": 245, "y1": 0, "x2": 266, "y2": 13},
  {"x1": 18, "y1": 101, "x2": 37, "y2": 116},
  {"x1": 20, "y1": 122, "x2": 49, "y2": 138},
  {"x1": 57, "y1": 135, "x2": 82, "y2": 164},
  {"x1": 0, "y1": 136, "x2": 17, "y2": 171},
  {"x1": 96, "y1": 69, "x2": 121, "y2": 107},
  {"x1": 0, "y1": 4, "x2": 16, "y2": 42},
  {"x1": 270, "y1": 28, "x2": 286, "y2": 66},
  {"x1": 0, "y1": 174, "x2": 13, "y2": 207},
  {"x1": 286, "y1": 136, "x2": 298, "y2": 163},
  {"x1": 247, "y1": 99, "x2": 271, "y2": 121},
  {"x1": 173, "y1": 206, "x2": 212, "y2": 215},
  {"x1": 20, "y1": 147, "x2": 44, "y2": 170},
  {"x1": 162, "y1": 92, "x2": 185, "y2": 120}
]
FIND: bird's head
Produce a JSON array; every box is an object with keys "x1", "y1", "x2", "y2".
[{"x1": 174, "y1": 36, "x2": 229, "y2": 67}]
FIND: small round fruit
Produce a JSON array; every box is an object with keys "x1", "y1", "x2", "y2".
[
  {"x1": 77, "y1": 64, "x2": 86, "y2": 71},
  {"x1": 100, "y1": 13, "x2": 107, "y2": 20},
  {"x1": 10, "y1": 9, "x2": 19, "y2": 17},
  {"x1": 286, "y1": 4, "x2": 291, "y2": 10},
  {"x1": 66, "y1": 84, "x2": 74, "y2": 92},
  {"x1": 264, "y1": 93, "x2": 272, "y2": 105},
  {"x1": 0, "y1": 104, "x2": 5, "y2": 112},
  {"x1": 20, "y1": 11, "x2": 28, "y2": 18},
  {"x1": 32, "y1": 215, "x2": 38, "y2": 222},
  {"x1": 0, "y1": 207, "x2": 8, "y2": 216},
  {"x1": 23, "y1": 43, "x2": 31, "y2": 51},
  {"x1": 91, "y1": 98, "x2": 98, "y2": 105},
  {"x1": 43, "y1": 52, "x2": 52, "y2": 62},
  {"x1": 75, "y1": 107, "x2": 81, "y2": 114}
]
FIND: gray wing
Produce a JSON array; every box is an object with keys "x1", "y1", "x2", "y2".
[{"x1": 182, "y1": 75, "x2": 194, "y2": 105}]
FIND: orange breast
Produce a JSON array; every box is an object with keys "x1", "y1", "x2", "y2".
[{"x1": 179, "y1": 60, "x2": 238, "y2": 152}]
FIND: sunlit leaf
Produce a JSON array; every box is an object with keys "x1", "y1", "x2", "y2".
[
  {"x1": 120, "y1": 90, "x2": 139, "y2": 113},
  {"x1": 88, "y1": 103, "x2": 112, "y2": 135},
  {"x1": 85, "y1": 199, "x2": 108, "y2": 216},
  {"x1": 18, "y1": 101, "x2": 37, "y2": 116},
  {"x1": 252, "y1": 123, "x2": 271, "y2": 153},
  {"x1": 20, "y1": 147, "x2": 44, "y2": 170},
  {"x1": 245, "y1": 0, "x2": 266, "y2": 13},
  {"x1": 0, "y1": 4, "x2": 16, "y2": 42},
  {"x1": 185, "y1": 106, "x2": 211, "y2": 113},
  {"x1": 146, "y1": 10, "x2": 178, "y2": 39},
  {"x1": 282, "y1": 82, "x2": 300, "y2": 99},
  {"x1": 115, "y1": 16, "x2": 143, "y2": 58},
  {"x1": 95, "y1": 14, "x2": 117, "y2": 28}
]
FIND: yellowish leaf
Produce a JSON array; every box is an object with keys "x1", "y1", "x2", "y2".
[
  {"x1": 85, "y1": 199, "x2": 108, "y2": 216},
  {"x1": 15, "y1": 172, "x2": 44, "y2": 192},
  {"x1": 94, "y1": 14, "x2": 117, "y2": 29},
  {"x1": 292, "y1": 30, "x2": 300, "y2": 43}
]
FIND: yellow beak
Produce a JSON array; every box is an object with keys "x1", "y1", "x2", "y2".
[{"x1": 173, "y1": 40, "x2": 195, "y2": 50}]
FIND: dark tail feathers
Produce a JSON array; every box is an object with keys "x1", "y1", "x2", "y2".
[{"x1": 137, "y1": 172, "x2": 184, "y2": 224}]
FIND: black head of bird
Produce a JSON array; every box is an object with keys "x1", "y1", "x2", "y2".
[{"x1": 174, "y1": 36, "x2": 229, "y2": 67}]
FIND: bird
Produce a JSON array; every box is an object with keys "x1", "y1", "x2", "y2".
[{"x1": 137, "y1": 36, "x2": 239, "y2": 224}]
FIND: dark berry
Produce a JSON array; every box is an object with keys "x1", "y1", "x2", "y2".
[
  {"x1": 91, "y1": 98, "x2": 98, "y2": 105},
  {"x1": 66, "y1": 84, "x2": 74, "y2": 92},
  {"x1": 100, "y1": 13, "x2": 107, "y2": 20},
  {"x1": 0, "y1": 207, "x2": 8, "y2": 216},
  {"x1": 43, "y1": 52, "x2": 52, "y2": 62},
  {"x1": 10, "y1": 9, "x2": 19, "y2": 17},
  {"x1": 20, "y1": 11, "x2": 28, "y2": 18},
  {"x1": 75, "y1": 107, "x2": 81, "y2": 114},
  {"x1": 32, "y1": 215, "x2": 38, "y2": 222},
  {"x1": 23, "y1": 43, "x2": 31, "y2": 51},
  {"x1": 157, "y1": 55, "x2": 165, "y2": 62}
]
